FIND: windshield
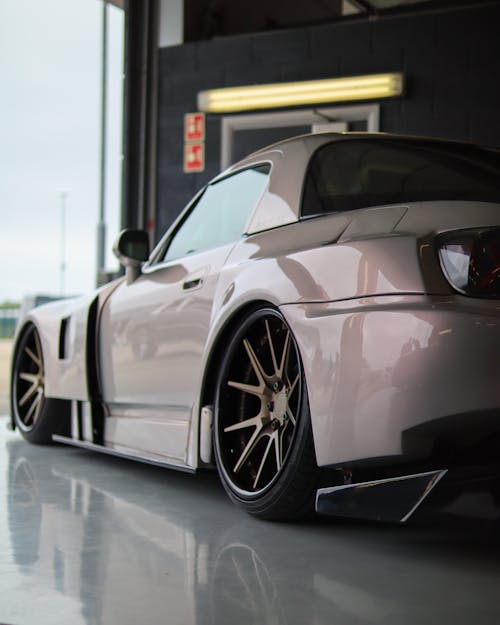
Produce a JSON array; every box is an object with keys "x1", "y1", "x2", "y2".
[{"x1": 301, "y1": 138, "x2": 500, "y2": 216}]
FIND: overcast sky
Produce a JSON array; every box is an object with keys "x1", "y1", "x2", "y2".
[{"x1": 0, "y1": 0, "x2": 124, "y2": 303}]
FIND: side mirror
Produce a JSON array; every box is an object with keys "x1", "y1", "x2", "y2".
[{"x1": 113, "y1": 229, "x2": 150, "y2": 284}]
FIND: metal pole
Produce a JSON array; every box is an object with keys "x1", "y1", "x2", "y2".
[
  {"x1": 60, "y1": 192, "x2": 67, "y2": 295},
  {"x1": 97, "y1": 0, "x2": 108, "y2": 285}
]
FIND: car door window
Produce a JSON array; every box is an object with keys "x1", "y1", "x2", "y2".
[{"x1": 163, "y1": 164, "x2": 270, "y2": 262}]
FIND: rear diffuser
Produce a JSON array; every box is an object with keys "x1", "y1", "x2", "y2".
[{"x1": 316, "y1": 469, "x2": 447, "y2": 523}]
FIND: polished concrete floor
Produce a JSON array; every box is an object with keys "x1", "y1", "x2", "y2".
[
  {"x1": 0, "y1": 340, "x2": 13, "y2": 414},
  {"x1": 1, "y1": 417, "x2": 500, "y2": 625}
]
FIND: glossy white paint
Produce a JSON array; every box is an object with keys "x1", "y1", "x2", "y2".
[
  {"x1": 99, "y1": 243, "x2": 235, "y2": 459},
  {"x1": 20, "y1": 296, "x2": 91, "y2": 400},
  {"x1": 197, "y1": 198, "x2": 500, "y2": 467},
  {"x1": 224, "y1": 133, "x2": 328, "y2": 234},
  {"x1": 282, "y1": 294, "x2": 500, "y2": 466},
  {"x1": 13, "y1": 133, "x2": 500, "y2": 475},
  {"x1": 14, "y1": 280, "x2": 122, "y2": 401},
  {"x1": 105, "y1": 413, "x2": 189, "y2": 462}
]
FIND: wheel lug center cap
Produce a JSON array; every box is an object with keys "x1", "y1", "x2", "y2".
[{"x1": 272, "y1": 389, "x2": 288, "y2": 423}]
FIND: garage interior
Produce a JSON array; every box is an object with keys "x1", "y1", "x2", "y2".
[
  {"x1": 123, "y1": 0, "x2": 500, "y2": 238},
  {"x1": 3, "y1": 1, "x2": 500, "y2": 624}
]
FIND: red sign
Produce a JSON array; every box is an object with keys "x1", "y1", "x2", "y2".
[
  {"x1": 184, "y1": 143, "x2": 205, "y2": 173},
  {"x1": 184, "y1": 113, "x2": 205, "y2": 142}
]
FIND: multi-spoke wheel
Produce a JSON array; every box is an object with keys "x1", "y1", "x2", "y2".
[
  {"x1": 11, "y1": 324, "x2": 56, "y2": 444},
  {"x1": 214, "y1": 307, "x2": 319, "y2": 520}
]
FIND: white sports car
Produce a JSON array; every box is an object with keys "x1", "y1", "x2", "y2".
[{"x1": 10, "y1": 133, "x2": 500, "y2": 521}]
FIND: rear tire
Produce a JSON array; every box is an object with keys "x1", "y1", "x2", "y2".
[{"x1": 213, "y1": 307, "x2": 320, "y2": 520}]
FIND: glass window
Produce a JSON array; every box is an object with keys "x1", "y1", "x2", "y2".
[
  {"x1": 302, "y1": 139, "x2": 500, "y2": 217},
  {"x1": 163, "y1": 165, "x2": 270, "y2": 262}
]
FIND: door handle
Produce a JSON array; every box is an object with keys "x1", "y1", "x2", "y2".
[{"x1": 182, "y1": 278, "x2": 203, "y2": 290}]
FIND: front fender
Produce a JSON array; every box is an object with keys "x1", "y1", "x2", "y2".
[{"x1": 12, "y1": 279, "x2": 123, "y2": 405}]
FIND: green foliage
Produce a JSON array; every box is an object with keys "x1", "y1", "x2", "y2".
[{"x1": 0, "y1": 301, "x2": 20, "y2": 310}]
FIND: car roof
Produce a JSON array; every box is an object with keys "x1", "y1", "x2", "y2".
[
  {"x1": 227, "y1": 131, "x2": 500, "y2": 172},
  {"x1": 216, "y1": 131, "x2": 500, "y2": 235}
]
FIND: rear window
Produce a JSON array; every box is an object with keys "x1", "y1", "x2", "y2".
[{"x1": 301, "y1": 139, "x2": 500, "y2": 217}]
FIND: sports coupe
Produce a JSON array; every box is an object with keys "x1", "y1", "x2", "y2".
[{"x1": 10, "y1": 133, "x2": 500, "y2": 521}]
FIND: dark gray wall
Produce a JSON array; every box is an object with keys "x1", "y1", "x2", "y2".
[{"x1": 156, "y1": 2, "x2": 500, "y2": 237}]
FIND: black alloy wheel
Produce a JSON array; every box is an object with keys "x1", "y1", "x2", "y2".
[
  {"x1": 12, "y1": 324, "x2": 55, "y2": 444},
  {"x1": 214, "y1": 307, "x2": 319, "y2": 520}
]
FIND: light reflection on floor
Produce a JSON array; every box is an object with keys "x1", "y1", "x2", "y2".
[{"x1": 1, "y1": 417, "x2": 500, "y2": 625}]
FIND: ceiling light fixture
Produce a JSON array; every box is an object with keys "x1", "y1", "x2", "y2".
[{"x1": 198, "y1": 73, "x2": 404, "y2": 113}]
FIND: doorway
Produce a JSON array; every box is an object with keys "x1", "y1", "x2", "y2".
[{"x1": 220, "y1": 104, "x2": 380, "y2": 168}]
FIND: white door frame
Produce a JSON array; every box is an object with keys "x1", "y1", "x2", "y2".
[{"x1": 220, "y1": 104, "x2": 380, "y2": 169}]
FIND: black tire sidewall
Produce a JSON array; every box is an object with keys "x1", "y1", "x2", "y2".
[
  {"x1": 213, "y1": 307, "x2": 318, "y2": 519},
  {"x1": 11, "y1": 324, "x2": 53, "y2": 445}
]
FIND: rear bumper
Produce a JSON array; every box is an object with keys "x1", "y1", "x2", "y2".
[{"x1": 282, "y1": 294, "x2": 500, "y2": 467}]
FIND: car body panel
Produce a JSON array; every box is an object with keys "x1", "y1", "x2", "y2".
[
  {"x1": 212, "y1": 135, "x2": 324, "y2": 234},
  {"x1": 17, "y1": 197, "x2": 500, "y2": 472},
  {"x1": 16, "y1": 296, "x2": 92, "y2": 401},
  {"x1": 99, "y1": 243, "x2": 236, "y2": 462},
  {"x1": 282, "y1": 294, "x2": 500, "y2": 466},
  {"x1": 11, "y1": 133, "x2": 500, "y2": 491}
]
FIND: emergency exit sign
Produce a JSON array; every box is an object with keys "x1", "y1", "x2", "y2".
[
  {"x1": 184, "y1": 112, "x2": 205, "y2": 173},
  {"x1": 184, "y1": 113, "x2": 205, "y2": 142},
  {"x1": 184, "y1": 143, "x2": 205, "y2": 173}
]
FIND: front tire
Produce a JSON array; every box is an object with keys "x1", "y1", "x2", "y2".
[
  {"x1": 11, "y1": 323, "x2": 57, "y2": 444},
  {"x1": 214, "y1": 307, "x2": 320, "y2": 520}
]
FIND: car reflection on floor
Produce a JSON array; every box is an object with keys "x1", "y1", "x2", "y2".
[{"x1": 2, "y1": 423, "x2": 500, "y2": 625}]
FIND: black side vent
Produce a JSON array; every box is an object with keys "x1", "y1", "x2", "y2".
[{"x1": 59, "y1": 317, "x2": 69, "y2": 359}]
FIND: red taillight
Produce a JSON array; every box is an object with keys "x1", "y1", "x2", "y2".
[{"x1": 438, "y1": 228, "x2": 500, "y2": 297}]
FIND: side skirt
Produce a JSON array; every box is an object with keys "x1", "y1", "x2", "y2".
[{"x1": 52, "y1": 435, "x2": 196, "y2": 474}]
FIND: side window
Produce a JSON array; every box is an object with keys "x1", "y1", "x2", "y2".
[{"x1": 163, "y1": 164, "x2": 270, "y2": 262}]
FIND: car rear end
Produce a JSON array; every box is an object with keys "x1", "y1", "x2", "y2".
[{"x1": 284, "y1": 135, "x2": 500, "y2": 520}]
